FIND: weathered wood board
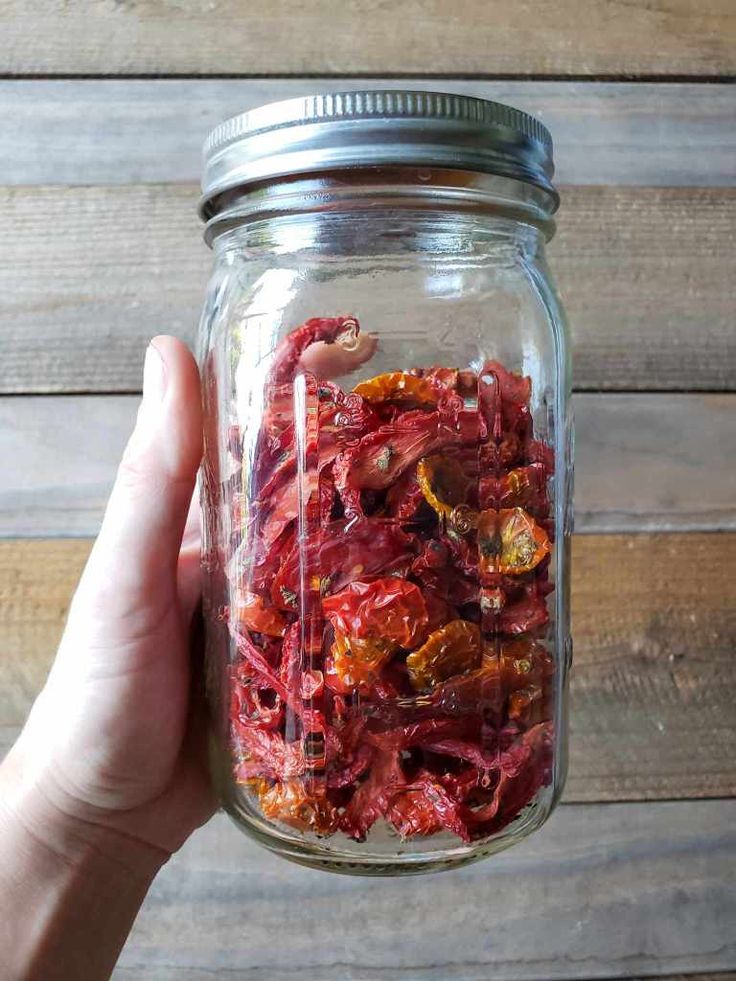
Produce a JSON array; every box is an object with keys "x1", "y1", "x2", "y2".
[
  {"x1": 1, "y1": 82, "x2": 733, "y2": 188},
  {"x1": 2, "y1": 394, "x2": 733, "y2": 537},
  {"x1": 111, "y1": 802, "x2": 736, "y2": 979},
  {"x1": 3, "y1": 534, "x2": 735, "y2": 802},
  {"x1": 2, "y1": 2, "x2": 734, "y2": 76},
  {"x1": 2, "y1": 184, "x2": 734, "y2": 394}
]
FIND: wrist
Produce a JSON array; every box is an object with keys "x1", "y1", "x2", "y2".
[
  {"x1": 0, "y1": 749, "x2": 165, "y2": 980},
  {"x1": 0, "y1": 742, "x2": 168, "y2": 882}
]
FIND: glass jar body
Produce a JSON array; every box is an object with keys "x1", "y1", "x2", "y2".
[{"x1": 198, "y1": 185, "x2": 572, "y2": 875}]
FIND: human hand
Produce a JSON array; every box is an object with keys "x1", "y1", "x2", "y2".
[{"x1": 3, "y1": 336, "x2": 216, "y2": 865}]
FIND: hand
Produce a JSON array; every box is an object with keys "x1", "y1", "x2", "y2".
[{"x1": 3, "y1": 336, "x2": 216, "y2": 864}]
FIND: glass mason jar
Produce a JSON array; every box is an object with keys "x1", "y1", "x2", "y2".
[{"x1": 197, "y1": 91, "x2": 572, "y2": 875}]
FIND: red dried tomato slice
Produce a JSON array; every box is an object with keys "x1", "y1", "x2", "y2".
[
  {"x1": 340, "y1": 751, "x2": 405, "y2": 840},
  {"x1": 270, "y1": 519, "x2": 416, "y2": 611},
  {"x1": 461, "y1": 722, "x2": 554, "y2": 837},
  {"x1": 335, "y1": 410, "x2": 443, "y2": 500},
  {"x1": 268, "y1": 316, "x2": 360, "y2": 386},
  {"x1": 323, "y1": 578, "x2": 429, "y2": 650},
  {"x1": 388, "y1": 771, "x2": 471, "y2": 841},
  {"x1": 480, "y1": 463, "x2": 549, "y2": 512}
]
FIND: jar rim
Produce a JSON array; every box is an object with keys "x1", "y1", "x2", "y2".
[{"x1": 199, "y1": 90, "x2": 557, "y2": 223}]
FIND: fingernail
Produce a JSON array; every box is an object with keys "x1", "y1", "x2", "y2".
[
  {"x1": 128, "y1": 343, "x2": 167, "y2": 453},
  {"x1": 143, "y1": 341, "x2": 167, "y2": 403}
]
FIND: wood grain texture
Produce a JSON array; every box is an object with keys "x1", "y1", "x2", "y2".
[
  {"x1": 3, "y1": 534, "x2": 735, "y2": 801},
  {"x1": 111, "y1": 975, "x2": 736, "y2": 981},
  {"x1": 1, "y1": 2, "x2": 734, "y2": 76},
  {"x1": 570, "y1": 533, "x2": 736, "y2": 800},
  {"x1": 2, "y1": 81, "x2": 733, "y2": 188},
  {"x1": 111, "y1": 801, "x2": 736, "y2": 979},
  {"x1": 0, "y1": 540, "x2": 88, "y2": 727},
  {"x1": 1, "y1": 185, "x2": 734, "y2": 395},
  {"x1": 2, "y1": 393, "x2": 734, "y2": 538},
  {"x1": 113, "y1": 972, "x2": 736, "y2": 981}
]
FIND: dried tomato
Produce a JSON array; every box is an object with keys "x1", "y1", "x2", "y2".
[
  {"x1": 497, "y1": 584, "x2": 550, "y2": 635},
  {"x1": 328, "y1": 630, "x2": 392, "y2": 688},
  {"x1": 254, "y1": 778, "x2": 339, "y2": 835},
  {"x1": 477, "y1": 507, "x2": 550, "y2": 576},
  {"x1": 334, "y1": 410, "x2": 443, "y2": 508},
  {"x1": 406, "y1": 619, "x2": 482, "y2": 691},
  {"x1": 225, "y1": 315, "x2": 557, "y2": 842},
  {"x1": 480, "y1": 463, "x2": 549, "y2": 513},
  {"x1": 460, "y1": 722, "x2": 554, "y2": 836},
  {"x1": 323, "y1": 578, "x2": 429, "y2": 650},
  {"x1": 232, "y1": 725, "x2": 307, "y2": 782},
  {"x1": 353, "y1": 371, "x2": 441, "y2": 408},
  {"x1": 416, "y1": 454, "x2": 474, "y2": 521},
  {"x1": 388, "y1": 772, "x2": 471, "y2": 841},
  {"x1": 232, "y1": 591, "x2": 287, "y2": 637},
  {"x1": 268, "y1": 316, "x2": 360, "y2": 386},
  {"x1": 231, "y1": 670, "x2": 284, "y2": 730},
  {"x1": 340, "y1": 750, "x2": 405, "y2": 840},
  {"x1": 385, "y1": 467, "x2": 427, "y2": 521},
  {"x1": 481, "y1": 359, "x2": 532, "y2": 406},
  {"x1": 270, "y1": 519, "x2": 416, "y2": 611}
]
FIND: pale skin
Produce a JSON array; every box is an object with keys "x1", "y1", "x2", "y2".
[{"x1": 0, "y1": 337, "x2": 217, "y2": 980}]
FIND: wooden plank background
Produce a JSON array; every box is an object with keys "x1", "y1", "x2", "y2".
[
  {"x1": 1, "y1": 2, "x2": 735, "y2": 978},
  {"x1": 2, "y1": 183, "x2": 734, "y2": 394},
  {"x1": 2, "y1": 1, "x2": 735, "y2": 76},
  {"x1": 3, "y1": 534, "x2": 735, "y2": 802},
  {"x1": 2, "y1": 394, "x2": 735, "y2": 536},
  {"x1": 110, "y1": 801, "x2": 736, "y2": 980},
  {"x1": 2, "y1": 82, "x2": 734, "y2": 188}
]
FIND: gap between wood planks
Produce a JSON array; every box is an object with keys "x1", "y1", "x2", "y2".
[{"x1": 1, "y1": 72, "x2": 735, "y2": 82}]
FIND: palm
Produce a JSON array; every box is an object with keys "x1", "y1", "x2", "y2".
[{"x1": 19, "y1": 338, "x2": 216, "y2": 856}]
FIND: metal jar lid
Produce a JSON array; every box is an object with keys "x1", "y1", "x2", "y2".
[{"x1": 200, "y1": 90, "x2": 557, "y2": 220}]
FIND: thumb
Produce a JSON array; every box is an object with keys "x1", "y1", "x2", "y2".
[{"x1": 72, "y1": 336, "x2": 202, "y2": 628}]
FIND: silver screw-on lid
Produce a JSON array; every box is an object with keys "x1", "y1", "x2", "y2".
[{"x1": 200, "y1": 90, "x2": 557, "y2": 219}]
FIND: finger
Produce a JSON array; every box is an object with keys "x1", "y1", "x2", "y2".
[
  {"x1": 178, "y1": 492, "x2": 202, "y2": 625},
  {"x1": 181, "y1": 491, "x2": 201, "y2": 554},
  {"x1": 73, "y1": 336, "x2": 202, "y2": 626}
]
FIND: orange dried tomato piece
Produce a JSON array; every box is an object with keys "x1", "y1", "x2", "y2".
[
  {"x1": 353, "y1": 371, "x2": 440, "y2": 408},
  {"x1": 477, "y1": 507, "x2": 550, "y2": 575},
  {"x1": 330, "y1": 630, "x2": 392, "y2": 688},
  {"x1": 482, "y1": 639, "x2": 554, "y2": 725},
  {"x1": 254, "y1": 778, "x2": 338, "y2": 834},
  {"x1": 406, "y1": 619, "x2": 482, "y2": 691},
  {"x1": 233, "y1": 591, "x2": 287, "y2": 637},
  {"x1": 416, "y1": 454, "x2": 475, "y2": 523},
  {"x1": 498, "y1": 639, "x2": 553, "y2": 687}
]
